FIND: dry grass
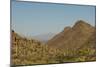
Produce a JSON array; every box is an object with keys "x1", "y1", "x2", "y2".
[{"x1": 11, "y1": 20, "x2": 96, "y2": 66}]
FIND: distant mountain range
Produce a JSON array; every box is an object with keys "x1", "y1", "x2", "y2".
[{"x1": 33, "y1": 33, "x2": 56, "y2": 43}]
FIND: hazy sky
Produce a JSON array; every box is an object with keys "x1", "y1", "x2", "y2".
[{"x1": 11, "y1": 1, "x2": 96, "y2": 36}]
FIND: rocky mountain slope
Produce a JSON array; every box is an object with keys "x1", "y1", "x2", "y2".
[
  {"x1": 11, "y1": 20, "x2": 96, "y2": 66},
  {"x1": 47, "y1": 20, "x2": 95, "y2": 50}
]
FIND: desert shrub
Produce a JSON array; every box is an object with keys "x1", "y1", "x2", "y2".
[{"x1": 12, "y1": 31, "x2": 96, "y2": 65}]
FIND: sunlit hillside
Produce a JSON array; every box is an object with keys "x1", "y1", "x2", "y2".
[{"x1": 11, "y1": 20, "x2": 96, "y2": 66}]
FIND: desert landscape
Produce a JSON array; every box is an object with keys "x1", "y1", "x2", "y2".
[{"x1": 11, "y1": 20, "x2": 96, "y2": 66}]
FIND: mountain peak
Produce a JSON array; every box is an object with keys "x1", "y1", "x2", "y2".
[
  {"x1": 47, "y1": 20, "x2": 95, "y2": 50},
  {"x1": 72, "y1": 20, "x2": 94, "y2": 32},
  {"x1": 74, "y1": 20, "x2": 92, "y2": 28},
  {"x1": 63, "y1": 26, "x2": 71, "y2": 32}
]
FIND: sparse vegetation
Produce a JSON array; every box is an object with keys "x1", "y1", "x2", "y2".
[{"x1": 11, "y1": 20, "x2": 96, "y2": 66}]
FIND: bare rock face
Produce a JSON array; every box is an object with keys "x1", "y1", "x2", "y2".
[{"x1": 47, "y1": 20, "x2": 96, "y2": 50}]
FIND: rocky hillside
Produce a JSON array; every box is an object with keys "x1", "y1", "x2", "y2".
[
  {"x1": 11, "y1": 20, "x2": 96, "y2": 66},
  {"x1": 11, "y1": 30, "x2": 67, "y2": 65},
  {"x1": 47, "y1": 20, "x2": 95, "y2": 50}
]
